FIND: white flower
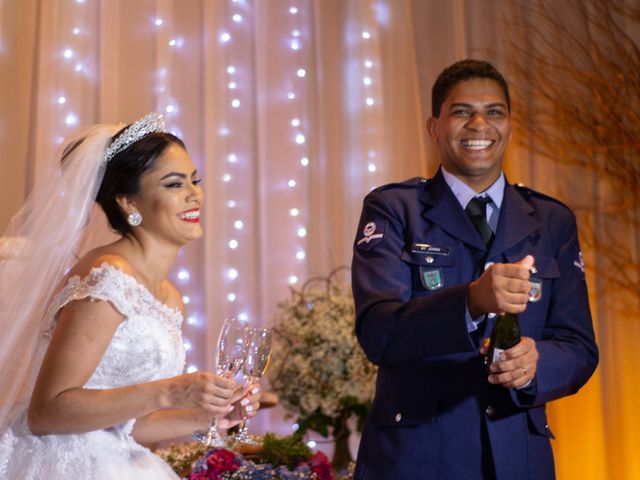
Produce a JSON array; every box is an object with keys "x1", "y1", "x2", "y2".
[{"x1": 268, "y1": 274, "x2": 377, "y2": 423}]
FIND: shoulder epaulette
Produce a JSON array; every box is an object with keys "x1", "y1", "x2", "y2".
[
  {"x1": 371, "y1": 176, "x2": 429, "y2": 193},
  {"x1": 513, "y1": 183, "x2": 571, "y2": 210}
]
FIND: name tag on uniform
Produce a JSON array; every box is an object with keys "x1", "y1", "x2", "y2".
[{"x1": 411, "y1": 243, "x2": 450, "y2": 255}]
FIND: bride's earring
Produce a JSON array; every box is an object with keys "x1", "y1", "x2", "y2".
[{"x1": 127, "y1": 211, "x2": 142, "y2": 226}]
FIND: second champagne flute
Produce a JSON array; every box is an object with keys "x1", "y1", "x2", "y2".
[
  {"x1": 192, "y1": 317, "x2": 249, "y2": 447},
  {"x1": 231, "y1": 326, "x2": 272, "y2": 445}
]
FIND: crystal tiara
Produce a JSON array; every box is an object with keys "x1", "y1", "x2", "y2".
[{"x1": 102, "y1": 112, "x2": 167, "y2": 164}]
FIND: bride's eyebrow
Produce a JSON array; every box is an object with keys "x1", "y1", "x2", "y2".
[{"x1": 159, "y1": 172, "x2": 187, "y2": 180}]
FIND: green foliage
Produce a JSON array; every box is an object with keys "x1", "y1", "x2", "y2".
[{"x1": 256, "y1": 432, "x2": 312, "y2": 470}]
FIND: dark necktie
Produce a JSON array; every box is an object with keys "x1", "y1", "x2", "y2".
[{"x1": 465, "y1": 196, "x2": 494, "y2": 248}]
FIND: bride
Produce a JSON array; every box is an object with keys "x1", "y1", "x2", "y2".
[{"x1": 0, "y1": 113, "x2": 259, "y2": 478}]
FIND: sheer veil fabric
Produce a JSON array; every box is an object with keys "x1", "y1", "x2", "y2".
[{"x1": 0, "y1": 123, "x2": 122, "y2": 434}]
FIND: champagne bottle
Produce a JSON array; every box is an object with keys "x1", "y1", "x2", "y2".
[{"x1": 488, "y1": 313, "x2": 521, "y2": 365}]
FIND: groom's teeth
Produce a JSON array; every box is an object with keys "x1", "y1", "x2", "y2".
[{"x1": 461, "y1": 139, "x2": 493, "y2": 150}]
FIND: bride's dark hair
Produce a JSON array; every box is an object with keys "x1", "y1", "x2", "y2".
[{"x1": 96, "y1": 130, "x2": 185, "y2": 235}]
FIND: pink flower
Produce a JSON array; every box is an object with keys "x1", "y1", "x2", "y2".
[
  {"x1": 309, "y1": 452, "x2": 335, "y2": 480},
  {"x1": 206, "y1": 448, "x2": 241, "y2": 475}
]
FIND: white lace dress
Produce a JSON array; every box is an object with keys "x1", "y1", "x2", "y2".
[{"x1": 0, "y1": 263, "x2": 185, "y2": 479}]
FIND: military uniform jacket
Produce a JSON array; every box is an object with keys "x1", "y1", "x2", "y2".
[{"x1": 351, "y1": 170, "x2": 598, "y2": 479}]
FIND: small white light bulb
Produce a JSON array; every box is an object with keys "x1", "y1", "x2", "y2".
[{"x1": 297, "y1": 227, "x2": 307, "y2": 237}]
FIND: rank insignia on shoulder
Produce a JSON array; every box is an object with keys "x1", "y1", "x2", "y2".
[
  {"x1": 573, "y1": 251, "x2": 585, "y2": 276},
  {"x1": 356, "y1": 220, "x2": 386, "y2": 249}
]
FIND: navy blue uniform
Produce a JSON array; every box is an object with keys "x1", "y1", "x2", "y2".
[{"x1": 351, "y1": 170, "x2": 598, "y2": 479}]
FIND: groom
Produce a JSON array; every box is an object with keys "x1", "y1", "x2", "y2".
[{"x1": 351, "y1": 59, "x2": 598, "y2": 479}]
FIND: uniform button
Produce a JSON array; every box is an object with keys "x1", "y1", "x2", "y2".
[
  {"x1": 420, "y1": 178, "x2": 427, "y2": 183},
  {"x1": 485, "y1": 405, "x2": 496, "y2": 417},
  {"x1": 425, "y1": 256, "x2": 434, "y2": 264},
  {"x1": 394, "y1": 413, "x2": 402, "y2": 423},
  {"x1": 487, "y1": 312, "x2": 496, "y2": 319}
]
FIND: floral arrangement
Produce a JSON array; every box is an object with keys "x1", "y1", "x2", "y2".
[
  {"x1": 267, "y1": 268, "x2": 376, "y2": 468},
  {"x1": 156, "y1": 433, "x2": 353, "y2": 480}
]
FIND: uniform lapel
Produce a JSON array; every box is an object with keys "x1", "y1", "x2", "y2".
[
  {"x1": 420, "y1": 170, "x2": 487, "y2": 251},
  {"x1": 489, "y1": 183, "x2": 541, "y2": 258}
]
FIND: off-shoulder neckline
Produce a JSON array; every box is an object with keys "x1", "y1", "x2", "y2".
[{"x1": 65, "y1": 262, "x2": 182, "y2": 318}]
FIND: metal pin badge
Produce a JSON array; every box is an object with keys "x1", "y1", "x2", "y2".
[{"x1": 528, "y1": 265, "x2": 542, "y2": 302}]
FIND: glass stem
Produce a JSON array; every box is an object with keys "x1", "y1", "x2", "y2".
[{"x1": 207, "y1": 416, "x2": 219, "y2": 443}]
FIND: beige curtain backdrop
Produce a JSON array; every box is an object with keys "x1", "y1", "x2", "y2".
[{"x1": 0, "y1": 1, "x2": 637, "y2": 478}]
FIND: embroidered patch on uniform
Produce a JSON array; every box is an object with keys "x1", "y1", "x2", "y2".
[
  {"x1": 356, "y1": 220, "x2": 386, "y2": 249},
  {"x1": 420, "y1": 267, "x2": 443, "y2": 290}
]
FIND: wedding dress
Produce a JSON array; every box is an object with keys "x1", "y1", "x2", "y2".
[{"x1": 0, "y1": 263, "x2": 184, "y2": 479}]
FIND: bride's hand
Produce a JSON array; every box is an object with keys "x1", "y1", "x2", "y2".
[
  {"x1": 160, "y1": 372, "x2": 238, "y2": 415},
  {"x1": 217, "y1": 382, "x2": 261, "y2": 429}
]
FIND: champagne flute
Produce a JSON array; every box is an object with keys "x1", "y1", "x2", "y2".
[
  {"x1": 231, "y1": 326, "x2": 272, "y2": 445},
  {"x1": 192, "y1": 317, "x2": 249, "y2": 447}
]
